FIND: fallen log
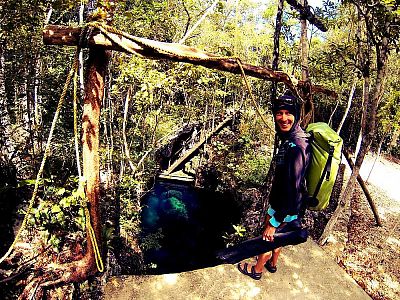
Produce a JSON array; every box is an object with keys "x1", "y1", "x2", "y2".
[{"x1": 43, "y1": 25, "x2": 337, "y2": 99}]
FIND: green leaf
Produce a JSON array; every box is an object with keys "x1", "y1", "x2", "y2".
[
  {"x1": 17, "y1": 179, "x2": 38, "y2": 188},
  {"x1": 52, "y1": 205, "x2": 62, "y2": 213},
  {"x1": 56, "y1": 188, "x2": 66, "y2": 196},
  {"x1": 59, "y1": 196, "x2": 72, "y2": 208},
  {"x1": 232, "y1": 224, "x2": 246, "y2": 237}
]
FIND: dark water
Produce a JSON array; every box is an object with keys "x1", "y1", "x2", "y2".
[{"x1": 140, "y1": 181, "x2": 241, "y2": 274}]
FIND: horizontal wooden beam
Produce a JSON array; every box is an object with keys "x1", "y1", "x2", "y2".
[{"x1": 43, "y1": 25, "x2": 336, "y2": 98}]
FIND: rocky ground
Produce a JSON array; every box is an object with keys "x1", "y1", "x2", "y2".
[
  {"x1": 1, "y1": 150, "x2": 398, "y2": 299},
  {"x1": 322, "y1": 154, "x2": 400, "y2": 300}
]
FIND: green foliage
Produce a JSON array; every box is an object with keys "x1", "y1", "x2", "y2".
[
  {"x1": 140, "y1": 229, "x2": 163, "y2": 252},
  {"x1": 208, "y1": 112, "x2": 273, "y2": 192},
  {"x1": 222, "y1": 224, "x2": 247, "y2": 246},
  {"x1": 232, "y1": 224, "x2": 246, "y2": 237},
  {"x1": 233, "y1": 153, "x2": 271, "y2": 186},
  {"x1": 22, "y1": 176, "x2": 86, "y2": 252},
  {"x1": 3, "y1": 0, "x2": 400, "y2": 281},
  {"x1": 118, "y1": 175, "x2": 143, "y2": 239}
]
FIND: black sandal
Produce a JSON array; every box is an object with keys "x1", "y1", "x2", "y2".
[
  {"x1": 237, "y1": 262, "x2": 262, "y2": 280},
  {"x1": 265, "y1": 259, "x2": 277, "y2": 273}
]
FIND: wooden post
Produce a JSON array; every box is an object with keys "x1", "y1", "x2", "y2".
[
  {"x1": 80, "y1": 0, "x2": 114, "y2": 272},
  {"x1": 81, "y1": 47, "x2": 110, "y2": 268}
]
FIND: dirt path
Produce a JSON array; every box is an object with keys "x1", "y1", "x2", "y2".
[
  {"x1": 358, "y1": 154, "x2": 400, "y2": 203},
  {"x1": 335, "y1": 154, "x2": 400, "y2": 300}
]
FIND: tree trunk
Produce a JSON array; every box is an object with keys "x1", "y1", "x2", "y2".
[
  {"x1": 178, "y1": 0, "x2": 220, "y2": 44},
  {"x1": 0, "y1": 43, "x2": 17, "y2": 182},
  {"x1": 261, "y1": 0, "x2": 284, "y2": 230},
  {"x1": 122, "y1": 87, "x2": 136, "y2": 173},
  {"x1": 300, "y1": 0, "x2": 309, "y2": 81},
  {"x1": 79, "y1": 2, "x2": 86, "y2": 97},
  {"x1": 0, "y1": 41, "x2": 14, "y2": 162},
  {"x1": 272, "y1": 0, "x2": 284, "y2": 71},
  {"x1": 337, "y1": 77, "x2": 356, "y2": 134},
  {"x1": 270, "y1": 0, "x2": 284, "y2": 101},
  {"x1": 327, "y1": 100, "x2": 339, "y2": 127},
  {"x1": 81, "y1": 46, "x2": 110, "y2": 271},
  {"x1": 355, "y1": 76, "x2": 369, "y2": 156},
  {"x1": 103, "y1": 63, "x2": 114, "y2": 189},
  {"x1": 319, "y1": 12, "x2": 389, "y2": 245},
  {"x1": 299, "y1": 0, "x2": 314, "y2": 127},
  {"x1": 32, "y1": 53, "x2": 43, "y2": 160}
]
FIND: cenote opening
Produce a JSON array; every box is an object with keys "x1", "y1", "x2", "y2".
[{"x1": 140, "y1": 180, "x2": 241, "y2": 274}]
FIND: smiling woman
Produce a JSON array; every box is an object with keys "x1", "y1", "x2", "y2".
[
  {"x1": 275, "y1": 110, "x2": 295, "y2": 132},
  {"x1": 272, "y1": 92, "x2": 301, "y2": 132}
]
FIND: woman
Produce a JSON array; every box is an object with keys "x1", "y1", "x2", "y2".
[{"x1": 237, "y1": 91, "x2": 311, "y2": 280}]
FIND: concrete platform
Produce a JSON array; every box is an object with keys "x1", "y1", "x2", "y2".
[{"x1": 104, "y1": 240, "x2": 371, "y2": 300}]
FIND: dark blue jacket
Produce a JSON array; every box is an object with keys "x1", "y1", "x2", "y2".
[{"x1": 268, "y1": 124, "x2": 311, "y2": 226}]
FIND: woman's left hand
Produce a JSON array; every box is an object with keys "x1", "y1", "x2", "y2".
[{"x1": 263, "y1": 224, "x2": 276, "y2": 241}]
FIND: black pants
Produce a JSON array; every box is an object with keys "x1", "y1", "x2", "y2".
[{"x1": 216, "y1": 220, "x2": 308, "y2": 264}]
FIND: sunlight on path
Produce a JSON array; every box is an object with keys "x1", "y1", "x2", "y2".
[
  {"x1": 342, "y1": 153, "x2": 400, "y2": 203},
  {"x1": 358, "y1": 154, "x2": 400, "y2": 203}
]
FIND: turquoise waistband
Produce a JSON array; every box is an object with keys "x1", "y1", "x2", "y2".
[{"x1": 267, "y1": 206, "x2": 298, "y2": 227}]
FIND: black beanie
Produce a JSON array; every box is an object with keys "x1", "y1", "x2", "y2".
[{"x1": 272, "y1": 92, "x2": 300, "y2": 121}]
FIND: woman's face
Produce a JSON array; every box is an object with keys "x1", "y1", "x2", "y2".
[{"x1": 275, "y1": 109, "x2": 295, "y2": 132}]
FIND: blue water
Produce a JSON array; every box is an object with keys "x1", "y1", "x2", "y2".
[{"x1": 141, "y1": 181, "x2": 240, "y2": 274}]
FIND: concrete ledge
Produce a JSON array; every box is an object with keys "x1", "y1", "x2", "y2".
[{"x1": 104, "y1": 240, "x2": 371, "y2": 300}]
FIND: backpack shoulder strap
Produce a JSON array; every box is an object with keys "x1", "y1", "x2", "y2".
[{"x1": 312, "y1": 145, "x2": 335, "y2": 199}]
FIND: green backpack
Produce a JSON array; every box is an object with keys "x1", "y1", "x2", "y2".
[{"x1": 305, "y1": 122, "x2": 343, "y2": 211}]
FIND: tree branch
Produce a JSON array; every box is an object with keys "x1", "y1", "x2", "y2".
[
  {"x1": 286, "y1": 0, "x2": 328, "y2": 32},
  {"x1": 43, "y1": 25, "x2": 337, "y2": 99}
]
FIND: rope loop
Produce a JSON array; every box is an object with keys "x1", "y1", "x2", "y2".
[{"x1": 77, "y1": 177, "x2": 104, "y2": 272}]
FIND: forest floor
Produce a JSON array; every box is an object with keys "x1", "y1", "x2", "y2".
[{"x1": 322, "y1": 153, "x2": 400, "y2": 300}]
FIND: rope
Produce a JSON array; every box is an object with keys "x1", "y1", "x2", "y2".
[
  {"x1": 0, "y1": 21, "x2": 276, "y2": 269},
  {"x1": 85, "y1": 22, "x2": 274, "y2": 132},
  {"x1": 0, "y1": 50, "x2": 80, "y2": 265},
  {"x1": 73, "y1": 63, "x2": 82, "y2": 178},
  {"x1": 85, "y1": 205, "x2": 104, "y2": 272},
  {"x1": 1, "y1": 46, "x2": 104, "y2": 273},
  {"x1": 235, "y1": 59, "x2": 274, "y2": 132}
]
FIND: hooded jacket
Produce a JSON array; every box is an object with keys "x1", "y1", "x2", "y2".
[{"x1": 268, "y1": 124, "x2": 311, "y2": 227}]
